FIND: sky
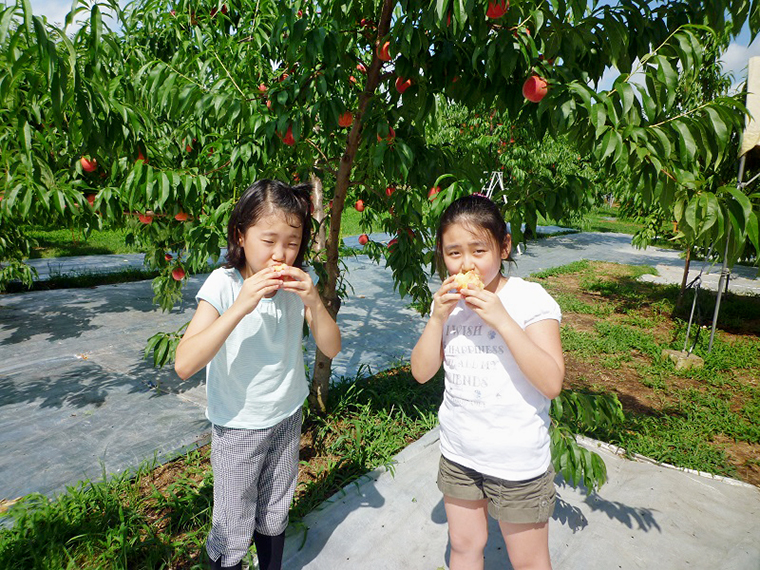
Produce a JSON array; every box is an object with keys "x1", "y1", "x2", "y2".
[{"x1": 10, "y1": 0, "x2": 760, "y2": 91}]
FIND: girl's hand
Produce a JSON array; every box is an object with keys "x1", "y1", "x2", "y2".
[
  {"x1": 235, "y1": 267, "x2": 283, "y2": 314},
  {"x1": 279, "y1": 266, "x2": 342, "y2": 358},
  {"x1": 431, "y1": 275, "x2": 463, "y2": 323},
  {"x1": 461, "y1": 288, "x2": 509, "y2": 329},
  {"x1": 278, "y1": 266, "x2": 320, "y2": 308}
]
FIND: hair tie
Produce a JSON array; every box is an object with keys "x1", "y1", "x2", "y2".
[{"x1": 472, "y1": 192, "x2": 488, "y2": 198}]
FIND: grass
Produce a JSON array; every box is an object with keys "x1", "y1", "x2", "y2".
[
  {"x1": 23, "y1": 226, "x2": 145, "y2": 259},
  {"x1": 2, "y1": 268, "x2": 161, "y2": 294},
  {"x1": 0, "y1": 453, "x2": 211, "y2": 570},
  {"x1": 337, "y1": 206, "x2": 365, "y2": 239},
  {"x1": 539, "y1": 203, "x2": 645, "y2": 235}
]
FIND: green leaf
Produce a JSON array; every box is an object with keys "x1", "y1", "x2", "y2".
[
  {"x1": 684, "y1": 194, "x2": 699, "y2": 232},
  {"x1": 704, "y1": 106, "x2": 728, "y2": 162},
  {"x1": 21, "y1": 0, "x2": 32, "y2": 34},
  {"x1": 435, "y1": 0, "x2": 447, "y2": 21},
  {"x1": 158, "y1": 173, "x2": 170, "y2": 209},
  {"x1": 728, "y1": 185, "x2": 752, "y2": 221},
  {"x1": 52, "y1": 190, "x2": 66, "y2": 216},
  {"x1": 697, "y1": 192, "x2": 720, "y2": 238},
  {"x1": 747, "y1": 211, "x2": 760, "y2": 254},
  {"x1": 635, "y1": 82, "x2": 657, "y2": 121},
  {"x1": 145, "y1": 166, "x2": 155, "y2": 202},
  {"x1": 726, "y1": 194, "x2": 747, "y2": 240},
  {"x1": 655, "y1": 55, "x2": 678, "y2": 106},
  {"x1": 0, "y1": 6, "x2": 14, "y2": 44},
  {"x1": 649, "y1": 126, "x2": 672, "y2": 160},
  {"x1": 89, "y1": 4, "x2": 102, "y2": 53},
  {"x1": 671, "y1": 120, "x2": 696, "y2": 165},
  {"x1": 590, "y1": 103, "x2": 607, "y2": 139},
  {"x1": 598, "y1": 129, "x2": 618, "y2": 162},
  {"x1": 617, "y1": 80, "x2": 634, "y2": 118}
]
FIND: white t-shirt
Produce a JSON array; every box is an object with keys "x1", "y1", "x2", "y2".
[
  {"x1": 439, "y1": 276, "x2": 561, "y2": 481},
  {"x1": 196, "y1": 267, "x2": 308, "y2": 429}
]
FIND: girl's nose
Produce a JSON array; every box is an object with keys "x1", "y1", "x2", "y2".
[{"x1": 272, "y1": 246, "x2": 286, "y2": 262}]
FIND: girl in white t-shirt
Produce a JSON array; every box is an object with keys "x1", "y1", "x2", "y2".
[
  {"x1": 175, "y1": 180, "x2": 340, "y2": 570},
  {"x1": 411, "y1": 194, "x2": 564, "y2": 570}
]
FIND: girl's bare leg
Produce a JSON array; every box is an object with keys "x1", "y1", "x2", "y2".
[
  {"x1": 443, "y1": 496, "x2": 489, "y2": 570},
  {"x1": 498, "y1": 521, "x2": 552, "y2": 570}
]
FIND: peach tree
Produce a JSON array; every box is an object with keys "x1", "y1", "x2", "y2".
[{"x1": 2, "y1": 0, "x2": 760, "y2": 488}]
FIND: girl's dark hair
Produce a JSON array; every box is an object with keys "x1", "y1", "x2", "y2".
[
  {"x1": 435, "y1": 194, "x2": 512, "y2": 279},
  {"x1": 225, "y1": 179, "x2": 312, "y2": 271}
]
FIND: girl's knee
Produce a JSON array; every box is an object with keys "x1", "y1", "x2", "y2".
[{"x1": 449, "y1": 526, "x2": 488, "y2": 555}]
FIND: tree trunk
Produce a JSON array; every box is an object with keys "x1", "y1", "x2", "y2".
[
  {"x1": 311, "y1": 173, "x2": 326, "y2": 253},
  {"x1": 308, "y1": 0, "x2": 396, "y2": 414}
]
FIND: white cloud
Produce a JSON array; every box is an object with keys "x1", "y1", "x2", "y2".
[
  {"x1": 1, "y1": 0, "x2": 124, "y2": 33},
  {"x1": 29, "y1": 0, "x2": 72, "y2": 27},
  {"x1": 721, "y1": 40, "x2": 760, "y2": 90}
]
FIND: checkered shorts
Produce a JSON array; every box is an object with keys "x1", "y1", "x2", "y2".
[{"x1": 206, "y1": 409, "x2": 302, "y2": 566}]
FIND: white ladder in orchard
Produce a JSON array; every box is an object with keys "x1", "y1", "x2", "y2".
[
  {"x1": 480, "y1": 171, "x2": 524, "y2": 255},
  {"x1": 481, "y1": 171, "x2": 506, "y2": 201}
]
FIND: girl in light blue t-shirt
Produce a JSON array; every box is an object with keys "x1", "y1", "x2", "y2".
[{"x1": 175, "y1": 180, "x2": 340, "y2": 570}]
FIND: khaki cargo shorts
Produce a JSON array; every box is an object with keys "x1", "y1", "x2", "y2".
[{"x1": 437, "y1": 455, "x2": 556, "y2": 524}]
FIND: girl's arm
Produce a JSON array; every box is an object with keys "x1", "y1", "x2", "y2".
[
  {"x1": 462, "y1": 290, "x2": 564, "y2": 399},
  {"x1": 175, "y1": 269, "x2": 282, "y2": 380},
  {"x1": 411, "y1": 275, "x2": 461, "y2": 384},
  {"x1": 174, "y1": 299, "x2": 244, "y2": 380},
  {"x1": 495, "y1": 317, "x2": 564, "y2": 399},
  {"x1": 304, "y1": 301, "x2": 341, "y2": 358},
  {"x1": 279, "y1": 267, "x2": 341, "y2": 358},
  {"x1": 411, "y1": 318, "x2": 445, "y2": 383}
]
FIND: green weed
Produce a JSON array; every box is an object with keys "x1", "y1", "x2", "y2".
[
  {"x1": 22, "y1": 227, "x2": 145, "y2": 259},
  {"x1": 0, "y1": 469, "x2": 176, "y2": 570},
  {"x1": 552, "y1": 291, "x2": 613, "y2": 317},
  {"x1": 293, "y1": 367, "x2": 442, "y2": 519},
  {"x1": 3, "y1": 268, "x2": 161, "y2": 294},
  {"x1": 531, "y1": 260, "x2": 590, "y2": 279}
]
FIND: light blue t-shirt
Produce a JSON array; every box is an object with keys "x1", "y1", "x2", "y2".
[{"x1": 196, "y1": 267, "x2": 308, "y2": 429}]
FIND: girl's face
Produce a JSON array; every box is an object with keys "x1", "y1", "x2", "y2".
[
  {"x1": 238, "y1": 209, "x2": 303, "y2": 278},
  {"x1": 441, "y1": 221, "x2": 511, "y2": 292}
]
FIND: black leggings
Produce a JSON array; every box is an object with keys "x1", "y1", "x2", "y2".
[{"x1": 254, "y1": 530, "x2": 286, "y2": 570}]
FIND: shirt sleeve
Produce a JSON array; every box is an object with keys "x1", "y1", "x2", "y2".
[
  {"x1": 523, "y1": 282, "x2": 562, "y2": 327},
  {"x1": 196, "y1": 269, "x2": 229, "y2": 316}
]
